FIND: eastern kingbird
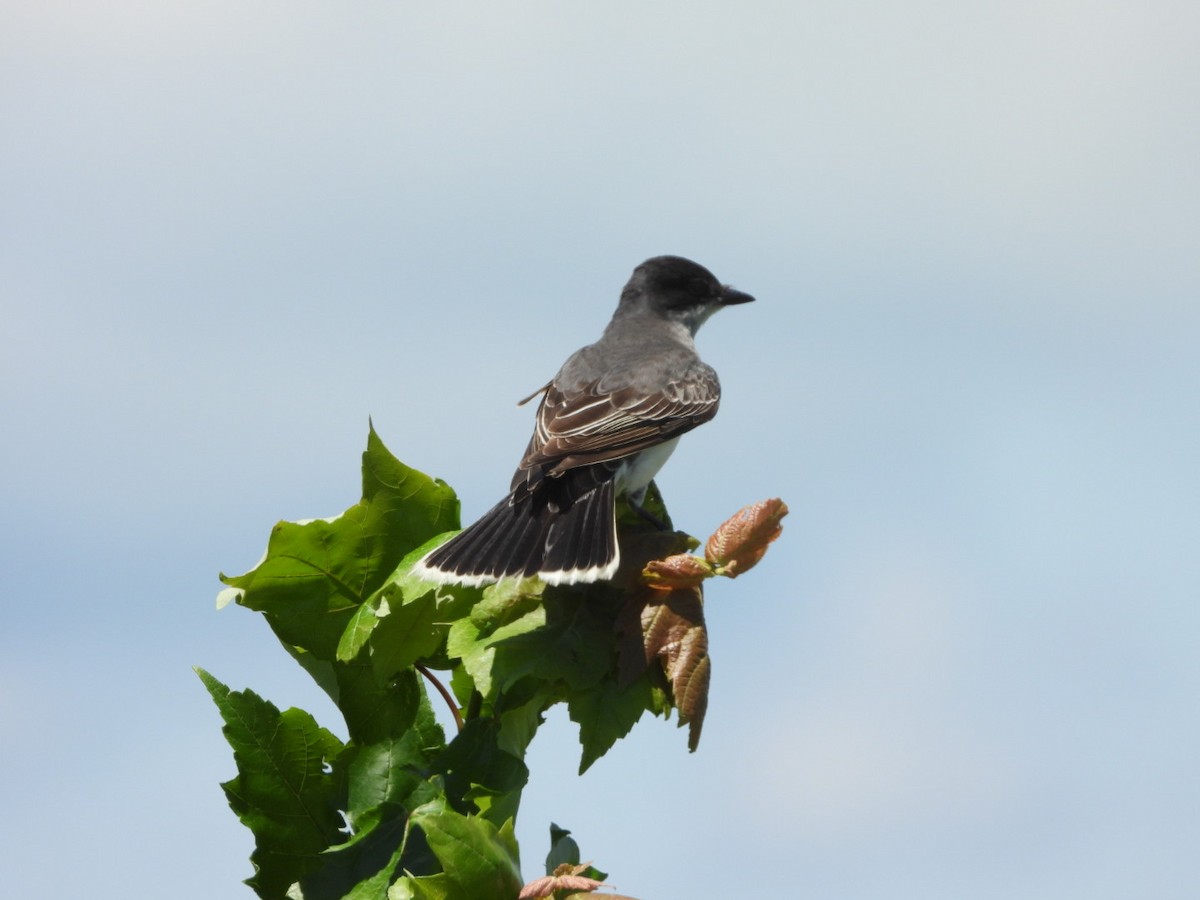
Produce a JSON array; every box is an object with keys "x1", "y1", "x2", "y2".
[{"x1": 413, "y1": 255, "x2": 754, "y2": 587}]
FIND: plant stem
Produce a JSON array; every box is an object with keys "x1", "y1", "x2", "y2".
[{"x1": 415, "y1": 663, "x2": 463, "y2": 732}]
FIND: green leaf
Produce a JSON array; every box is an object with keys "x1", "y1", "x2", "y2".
[
  {"x1": 367, "y1": 588, "x2": 443, "y2": 681},
  {"x1": 222, "y1": 514, "x2": 373, "y2": 661},
  {"x1": 344, "y1": 665, "x2": 433, "y2": 747},
  {"x1": 197, "y1": 668, "x2": 347, "y2": 899},
  {"x1": 221, "y1": 426, "x2": 459, "y2": 661},
  {"x1": 284, "y1": 644, "x2": 343, "y2": 703},
  {"x1": 343, "y1": 687, "x2": 442, "y2": 821},
  {"x1": 434, "y1": 717, "x2": 529, "y2": 826},
  {"x1": 286, "y1": 674, "x2": 448, "y2": 898},
  {"x1": 291, "y1": 778, "x2": 440, "y2": 899},
  {"x1": 448, "y1": 664, "x2": 476, "y2": 711},
  {"x1": 448, "y1": 590, "x2": 615, "y2": 711},
  {"x1": 490, "y1": 589, "x2": 613, "y2": 694},
  {"x1": 446, "y1": 606, "x2": 546, "y2": 700},
  {"x1": 339, "y1": 540, "x2": 478, "y2": 678},
  {"x1": 496, "y1": 696, "x2": 547, "y2": 759},
  {"x1": 333, "y1": 825, "x2": 411, "y2": 900},
  {"x1": 567, "y1": 675, "x2": 653, "y2": 774},
  {"x1": 291, "y1": 813, "x2": 408, "y2": 900},
  {"x1": 360, "y1": 423, "x2": 461, "y2": 552},
  {"x1": 388, "y1": 872, "x2": 454, "y2": 900},
  {"x1": 410, "y1": 801, "x2": 523, "y2": 899},
  {"x1": 337, "y1": 590, "x2": 386, "y2": 664},
  {"x1": 468, "y1": 578, "x2": 544, "y2": 630}
]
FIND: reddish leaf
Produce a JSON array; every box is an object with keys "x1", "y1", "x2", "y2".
[
  {"x1": 519, "y1": 862, "x2": 640, "y2": 899},
  {"x1": 641, "y1": 553, "x2": 713, "y2": 590},
  {"x1": 704, "y1": 498, "x2": 788, "y2": 577},
  {"x1": 640, "y1": 587, "x2": 709, "y2": 751}
]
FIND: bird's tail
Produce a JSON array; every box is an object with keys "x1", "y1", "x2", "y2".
[{"x1": 411, "y1": 480, "x2": 618, "y2": 587}]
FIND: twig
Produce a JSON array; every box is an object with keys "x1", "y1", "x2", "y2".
[{"x1": 415, "y1": 663, "x2": 463, "y2": 733}]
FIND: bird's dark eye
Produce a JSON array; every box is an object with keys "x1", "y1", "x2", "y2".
[{"x1": 670, "y1": 275, "x2": 713, "y2": 303}]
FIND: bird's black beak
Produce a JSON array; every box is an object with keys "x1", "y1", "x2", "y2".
[{"x1": 720, "y1": 286, "x2": 755, "y2": 305}]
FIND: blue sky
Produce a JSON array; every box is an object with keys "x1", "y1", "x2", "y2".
[{"x1": 2, "y1": 2, "x2": 1197, "y2": 897}]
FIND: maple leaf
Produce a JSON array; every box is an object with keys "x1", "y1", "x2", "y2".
[{"x1": 617, "y1": 586, "x2": 710, "y2": 751}]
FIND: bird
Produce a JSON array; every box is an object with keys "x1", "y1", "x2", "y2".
[{"x1": 411, "y1": 255, "x2": 754, "y2": 587}]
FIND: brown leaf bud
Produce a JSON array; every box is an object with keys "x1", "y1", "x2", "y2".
[
  {"x1": 704, "y1": 497, "x2": 788, "y2": 577},
  {"x1": 641, "y1": 553, "x2": 714, "y2": 590}
]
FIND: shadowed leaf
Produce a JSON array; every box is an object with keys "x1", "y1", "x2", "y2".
[
  {"x1": 567, "y1": 675, "x2": 653, "y2": 773},
  {"x1": 615, "y1": 587, "x2": 710, "y2": 752}
]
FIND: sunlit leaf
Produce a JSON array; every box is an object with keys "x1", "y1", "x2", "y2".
[
  {"x1": 409, "y1": 801, "x2": 523, "y2": 898},
  {"x1": 704, "y1": 497, "x2": 788, "y2": 578},
  {"x1": 641, "y1": 552, "x2": 713, "y2": 589},
  {"x1": 197, "y1": 668, "x2": 347, "y2": 898},
  {"x1": 220, "y1": 426, "x2": 460, "y2": 661}
]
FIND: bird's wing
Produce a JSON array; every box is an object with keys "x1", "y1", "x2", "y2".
[{"x1": 519, "y1": 360, "x2": 721, "y2": 478}]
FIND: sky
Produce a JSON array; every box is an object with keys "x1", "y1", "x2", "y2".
[{"x1": 2, "y1": 1, "x2": 1198, "y2": 897}]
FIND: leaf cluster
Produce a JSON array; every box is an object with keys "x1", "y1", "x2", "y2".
[{"x1": 201, "y1": 427, "x2": 766, "y2": 898}]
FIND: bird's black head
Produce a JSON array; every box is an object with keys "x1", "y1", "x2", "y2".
[{"x1": 620, "y1": 255, "x2": 754, "y2": 334}]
